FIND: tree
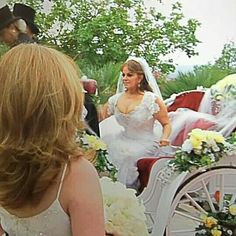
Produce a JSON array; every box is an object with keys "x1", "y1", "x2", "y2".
[
  {"x1": 8, "y1": 0, "x2": 200, "y2": 73},
  {"x1": 214, "y1": 41, "x2": 236, "y2": 71}
]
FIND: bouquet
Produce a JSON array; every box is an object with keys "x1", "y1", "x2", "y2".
[
  {"x1": 169, "y1": 129, "x2": 231, "y2": 172},
  {"x1": 76, "y1": 131, "x2": 117, "y2": 180},
  {"x1": 196, "y1": 197, "x2": 236, "y2": 236},
  {"x1": 100, "y1": 177, "x2": 149, "y2": 236}
]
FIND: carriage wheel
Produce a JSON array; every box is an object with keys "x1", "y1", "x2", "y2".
[{"x1": 165, "y1": 166, "x2": 236, "y2": 236}]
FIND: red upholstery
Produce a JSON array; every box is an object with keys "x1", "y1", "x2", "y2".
[
  {"x1": 137, "y1": 91, "x2": 206, "y2": 192},
  {"x1": 167, "y1": 91, "x2": 205, "y2": 112},
  {"x1": 172, "y1": 118, "x2": 216, "y2": 146},
  {"x1": 81, "y1": 79, "x2": 97, "y2": 94},
  {"x1": 137, "y1": 157, "x2": 174, "y2": 192}
]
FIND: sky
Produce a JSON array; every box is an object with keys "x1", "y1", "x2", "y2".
[{"x1": 145, "y1": 0, "x2": 236, "y2": 69}]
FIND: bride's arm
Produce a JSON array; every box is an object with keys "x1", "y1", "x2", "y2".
[
  {"x1": 154, "y1": 98, "x2": 171, "y2": 146},
  {"x1": 98, "y1": 103, "x2": 111, "y2": 122}
]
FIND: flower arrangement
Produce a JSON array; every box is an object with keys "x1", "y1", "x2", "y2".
[
  {"x1": 169, "y1": 129, "x2": 231, "y2": 172},
  {"x1": 76, "y1": 131, "x2": 117, "y2": 180},
  {"x1": 211, "y1": 74, "x2": 236, "y2": 101},
  {"x1": 195, "y1": 197, "x2": 236, "y2": 236},
  {"x1": 211, "y1": 83, "x2": 236, "y2": 102},
  {"x1": 100, "y1": 177, "x2": 149, "y2": 236}
]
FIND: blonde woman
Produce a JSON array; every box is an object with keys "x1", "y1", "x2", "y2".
[{"x1": 0, "y1": 44, "x2": 105, "y2": 236}]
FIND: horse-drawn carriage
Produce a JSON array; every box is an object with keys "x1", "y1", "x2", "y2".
[
  {"x1": 137, "y1": 88, "x2": 236, "y2": 236},
  {"x1": 86, "y1": 73, "x2": 236, "y2": 236}
]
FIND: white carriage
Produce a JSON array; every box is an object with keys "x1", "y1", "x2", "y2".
[{"x1": 137, "y1": 89, "x2": 236, "y2": 236}]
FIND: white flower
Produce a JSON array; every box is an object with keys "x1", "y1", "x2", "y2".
[
  {"x1": 209, "y1": 154, "x2": 216, "y2": 162},
  {"x1": 181, "y1": 139, "x2": 193, "y2": 153},
  {"x1": 206, "y1": 139, "x2": 217, "y2": 147},
  {"x1": 212, "y1": 144, "x2": 220, "y2": 152},
  {"x1": 100, "y1": 177, "x2": 149, "y2": 236}
]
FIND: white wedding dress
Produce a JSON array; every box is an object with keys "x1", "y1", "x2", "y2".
[{"x1": 100, "y1": 91, "x2": 171, "y2": 188}]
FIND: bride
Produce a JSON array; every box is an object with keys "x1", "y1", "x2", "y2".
[{"x1": 99, "y1": 57, "x2": 171, "y2": 189}]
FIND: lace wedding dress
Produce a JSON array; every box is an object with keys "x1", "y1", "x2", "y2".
[{"x1": 100, "y1": 91, "x2": 169, "y2": 188}]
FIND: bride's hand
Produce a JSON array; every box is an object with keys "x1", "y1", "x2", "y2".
[{"x1": 159, "y1": 139, "x2": 170, "y2": 146}]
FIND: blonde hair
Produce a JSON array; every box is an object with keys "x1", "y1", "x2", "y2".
[{"x1": 0, "y1": 44, "x2": 84, "y2": 209}]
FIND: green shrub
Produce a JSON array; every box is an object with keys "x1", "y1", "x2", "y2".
[{"x1": 160, "y1": 65, "x2": 233, "y2": 99}]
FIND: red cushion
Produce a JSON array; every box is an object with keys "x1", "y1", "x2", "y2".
[
  {"x1": 168, "y1": 91, "x2": 205, "y2": 112},
  {"x1": 172, "y1": 118, "x2": 216, "y2": 146},
  {"x1": 137, "y1": 157, "x2": 173, "y2": 192}
]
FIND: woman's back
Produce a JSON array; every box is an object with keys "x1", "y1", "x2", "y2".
[
  {"x1": 0, "y1": 157, "x2": 104, "y2": 236},
  {"x1": 0, "y1": 44, "x2": 105, "y2": 236},
  {"x1": 0, "y1": 162, "x2": 71, "y2": 236}
]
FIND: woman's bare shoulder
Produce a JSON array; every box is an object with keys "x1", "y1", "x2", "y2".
[
  {"x1": 61, "y1": 157, "x2": 101, "y2": 206},
  {"x1": 62, "y1": 159, "x2": 105, "y2": 235},
  {"x1": 68, "y1": 157, "x2": 99, "y2": 183}
]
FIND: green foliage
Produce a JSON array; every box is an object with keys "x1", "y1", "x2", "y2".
[
  {"x1": 0, "y1": 44, "x2": 9, "y2": 57},
  {"x1": 80, "y1": 62, "x2": 121, "y2": 104},
  {"x1": 8, "y1": 0, "x2": 200, "y2": 74},
  {"x1": 160, "y1": 65, "x2": 232, "y2": 99},
  {"x1": 196, "y1": 199, "x2": 236, "y2": 236},
  {"x1": 227, "y1": 132, "x2": 236, "y2": 145},
  {"x1": 215, "y1": 41, "x2": 236, "y2": 71},
  {"x1": 159, "y1": 41, "x2": 236, "y2": 99},
  {"x1": 95, "y1": 149, "x2": 117, "y2": 182}
]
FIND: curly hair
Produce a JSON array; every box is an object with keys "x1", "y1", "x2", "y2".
[
  {"x1": 0, "y1": 44, "x2": 84, "y2": 209},
  {"x1": 121, "y1": 60, "x2": 153, "y2": 92}
]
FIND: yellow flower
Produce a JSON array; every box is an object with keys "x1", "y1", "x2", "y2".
[
  {"x1": 201, "y1": 215, "x2": 218, "y2": 228},
  {"x1": 85, "y1": 134, "x2": 107, "y2": 150},
  {"x1": 211, "y1": 228, "x2": 222, "y2": 236},
  {"x1": 189, "y1": 136, "x2": 202, "y2": 149},
  {"x1": 229, "y1": 204, "x2": 236, "y2": 215},
  {"x1": 190, "y1": 129, "x2": 207, "y2": 141},
  {"x1": 206, "y1": 131, "x2": 225, "y2": 144},
  {"x1": 189, "y1": 129, "x2": 209, "y2": 149}
]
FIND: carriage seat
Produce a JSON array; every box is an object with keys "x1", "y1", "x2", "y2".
[
  {"x1": 137, "y1": 90, "x2": 210, "y2": 192},
  {"x1": 137, "y1": 157, "x2": 174, "y2": 192},
  {"x1": 168, "y1": 90, "x2": 217, "y2": 146},
  {"x1": 167, "y1": 90, "x2": 205, "y2": 112}
]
